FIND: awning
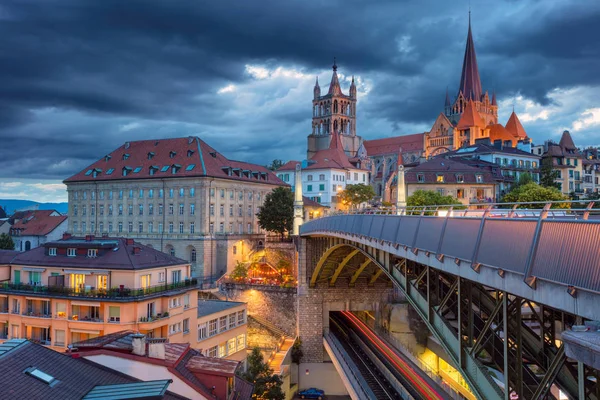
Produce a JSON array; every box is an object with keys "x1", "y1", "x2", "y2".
[
  {"x1": 64, "y1": 270, "x2": 109, "y2": 275},
  {"x1": 25, "y1": 324, "x2": 50, "y2": 329},
  {"x1": 71, "y1": 301, "x2": 101, "y2": 307},
  {"x1": 70, "y1": 329, "x2": 100, "y2": 334},
  {"x1": 25, "y1": 297, "x2": 50, "y2": 301},
  {"x1": 23, "y1": 267, "x2": 46, "y2": 272}
]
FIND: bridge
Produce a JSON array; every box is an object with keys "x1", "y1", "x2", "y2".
[{"x1": 297, "y1": 202, "x2": 600, "y2": 400}]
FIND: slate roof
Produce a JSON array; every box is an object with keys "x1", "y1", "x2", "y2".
[
  {"x1": 405, "y1": 157, "x2": 498, "y2": 184},
  {"x1": 0, "y1": 339, "x2": 184, "y2": 400},
  {"x1": 363, "y1": 133, "x2": 425, "y2": 156},
  {"x1": 10, "y1": 237, "x2": 188, "y2": 270},
  {"x1": 197, "y1": 300, "x2": 245, "y2": 318},
  {"x1": 10, "y1": 210, "x2": 67, "y2": 237},
  {"x1": 458, "y1": 18, "x2": 483, "y2": 101},
  {"x1": 64, "y1": 137, "x2": 285, "y2": 186},
  {"x1": 441, "y1": 143, "x2": 539, "y2": 158},
  {"x1": 0, "y1": 250, "x2": 19, "y2": 265}
]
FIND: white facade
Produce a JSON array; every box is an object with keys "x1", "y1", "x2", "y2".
[{"x1": 12, "y1": 218, "x2": 68, "y2": 252}]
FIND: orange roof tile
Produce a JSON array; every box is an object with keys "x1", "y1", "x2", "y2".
[
  {"x1": 488, "y1": 124, "x2": 518, "y2": 146},
  {"x1": 456, "y1": 100, "x2": 485, "y2": 130},
  {"x1": 505, "y1": 111, "x2": 528, "y2": 139},
  {"x1": 363, "y1": 133, "x2": 424, "y2": 156}
]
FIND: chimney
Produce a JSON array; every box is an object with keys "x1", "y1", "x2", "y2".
[
  {"x1": 131, "y1": 333, "x2": 146, "y2": 356},
  {"x1": 133, "y1": 246, "x2": 141, "y2": 255},
  {"x1": 148, "y1": 338, "x2": 167, "y2": 360},
  {"x1": 62, "y1": 233, "x2": 72, "y2": 240},
  {"x1": 126, "y1": 238, "x2": 134, "y2": 246}
]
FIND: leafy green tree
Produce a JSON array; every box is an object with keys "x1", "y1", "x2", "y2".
[
  {"x1": 257, "y1": 187, "x2": 293, "y2": 240},
  {"x1": 539, "y1": 157, "x2": 560, "y2": 189},
  {"x1": 406, "y1": 190, "x2": 462, "y2": 214},
  {"x1": 0, "y1": 233, "x2": 14, "y2": 250},
  {"x1": 338, "y1": 184, "x2": 376, "y2": 208},
  {"x1": 230, "y1": 261, "x2": 248, "y2": 281},
  {"x1": 267, "y1": 159, "x2": 285, "y2": 171},
  {"x1": 502, "y1": 182, "x2": 569, "y2": 209},
  {"x1": 241, "y1": 347, "x2": 285, "y2": 400},
  {"x1": 515, "y1": 172, "x2": 534, "y2": 188}
]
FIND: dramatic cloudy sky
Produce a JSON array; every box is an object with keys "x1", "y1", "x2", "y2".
[{"x1": 1, "y1": 0, "x2": 599, "y2": 202}]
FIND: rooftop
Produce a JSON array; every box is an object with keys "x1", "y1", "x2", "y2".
[
  {"x1": 0, "y1": 339, "x2": 184, "y2": 400},
  {"x1": 441, "y1": 143, "x2": 539, "y2": 158},
  {"x1": 64, "y1": 136, "x2": 286, "y2": 186},
  {"x1": 363, "y1": 133, "x2": 425, "y2": 156},
  {"x1": 10, "y1": 210, "x2": 67, "y2": 237},
  {"x1": 10, "y1": 236, "x2": 188, "y2": 270},
  {"x1": 197, "y1": 300, "x2": 246, "y2": 318}
]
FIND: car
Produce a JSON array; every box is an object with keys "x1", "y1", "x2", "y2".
[{"x1": 298, "y1": 388, "x2": 325, "y2": 399}]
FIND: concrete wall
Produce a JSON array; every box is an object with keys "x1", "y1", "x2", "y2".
[{"x1": 298, "y1": 362, "x2": 349, "y2": 395}]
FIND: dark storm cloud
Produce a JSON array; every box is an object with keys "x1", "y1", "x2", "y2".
[{"x1": 0, "y1": 0, "x2": 598, "y2": 184}]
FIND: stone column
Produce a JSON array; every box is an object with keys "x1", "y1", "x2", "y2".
[
  {"x1": 396, "y1": 147, "x2": 407, "y2": 214},
  {"x1": 293, "y1": 164, "x2": 304, "y2": 235}
]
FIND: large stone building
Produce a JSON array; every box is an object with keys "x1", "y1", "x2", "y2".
[
  {"x1": 423, "y1": 17, "x2": 531, "y2": 158},
  {"x1": 63, "y1": 137, "x2": 286, "y2": 279}
]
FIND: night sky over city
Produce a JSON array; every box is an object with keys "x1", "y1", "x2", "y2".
[{"x1": 0, "y1": 0, "x2": 599, "y2": 202}]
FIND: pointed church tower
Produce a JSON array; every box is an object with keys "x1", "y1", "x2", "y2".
[
  {"x1": 308, "y1": 59, "x2": 361, "y2": 159},
  {"x1": 458, "y1": 13, "x2": 482, "y2": 101}
]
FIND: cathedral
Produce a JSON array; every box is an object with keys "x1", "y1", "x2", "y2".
[
  {"x1": 307, "y1": 59, "x2": 362, "y2": 159},
  {"x1": 424, "y1": 15, "x2": 529, "y2": 158}
]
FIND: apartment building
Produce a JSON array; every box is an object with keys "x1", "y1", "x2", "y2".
[
  {"x1": 542, "y1": 131, "x2": 584, "y2": 196},
  {"x1": 196, "y1": 300, "x2": 247, "y2": 362},
  {"x1": 63, "y1": 136, "x2": 286, "y2": 279},
  {"x1": 0, "y1": 235, "x2": 198, "y2": 350}
]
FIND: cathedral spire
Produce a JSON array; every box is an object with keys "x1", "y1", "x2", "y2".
[
  {"x1": 350, "y1": 75, "x2": 357, "y2": 98},
  {"x1": 314, "y1": 76, "x2": 321, "y2": 99},
  {"x1": 491, "y1": 90, "x2": 497, "y2": 106},
  {"x1": 445, "y1": 87, "x2": 451, "y2": 107},
  {"x1": 458, "y1": 13, "x2": 482, "y2": 101},
  {"x1": 328, "y1": 57, "x2": 342, "y2": 95}
]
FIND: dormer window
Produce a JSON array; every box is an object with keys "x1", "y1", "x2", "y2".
[
  {"x1": 92, "y1": 170, "x2": 98, "y2": 178},
  {"x1": 48, "y1": 248, "x2": 57, "y2": 256},
  {"x1": 67, "y1": 248, "x2": 76, "y2": 257},
  {"x1": 149, "y1": 166, "x2": 158, "y2": 176},
  {"x1": 171, "y1": 164, "x2": 181, "y2": 174},
  {"x1": 436, "y1": 174, "x2": 444, "y2": 183},
  {"x1": 456, "y1": 174, "x2": 464, "y2": 183},
  {"x1": 209, "y1": 151, "x2": 217, "y2": 158},
  {"x1": 104, "y1": 155, "x2": 112, "y2": 162},
  {"x1": 417, "y1": 173, "x2": 425, "y2": 183},
  {"x1": 187, "y1": 150, "x2": 194, "y2": 157},
  {"x1": 122, "y1": 167, "x2": 132, "y2": 176},
  {"x1": 169, "y1": 151, "x2": 177, "y2": 159},
  {"x1": 87, "y1": 249, "x2": 98, "y2": 258},
  {"x1": 476, "y1": 174, "x2": 483, "y2": 183},
  {"x1": 123, "y1": 153, "x2": 130, "y2": 160},
  {"x1": 148, "y1": 152, "x2": 155, "y2": 160}
]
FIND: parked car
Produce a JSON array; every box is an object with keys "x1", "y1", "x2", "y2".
[{"x1": 298, "y1": 388, "x2": 325, "y2": 399}]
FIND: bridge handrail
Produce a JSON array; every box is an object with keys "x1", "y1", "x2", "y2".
[{"x1": 329, "y1": 199, "x2": 598, "y2": 220}]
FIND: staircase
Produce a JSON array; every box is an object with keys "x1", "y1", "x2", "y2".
[{"x1": 249, "y1": 314, "x2": 294, "y2": 376}]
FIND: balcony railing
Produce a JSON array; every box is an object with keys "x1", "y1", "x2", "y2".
[
  {"x1": 0, "y1": 278, "x2": 199, "y2": 300},
  {"x1": 69, "y1": 315, "x2": 103, "y2": 323},
  {"x1": 22, "y1": 312, "x2": 52, "y2": 319}
]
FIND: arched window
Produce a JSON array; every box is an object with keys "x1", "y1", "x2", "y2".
[
  {"x1": 190, "y1": 248, "x2": 197, "y2": 262},
  {"x1": 333, "y1": 120, "x2": 338, "y2": 132},
  {"x1": 25, "y1": 241, "x2": 31, "y2": 251},
  {"x1": 333, "y1": 100, "x2": 338, "y2": 113}
]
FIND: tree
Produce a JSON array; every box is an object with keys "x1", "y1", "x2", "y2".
[
  {"x1": 241, "y1": 347, "x2": 285, "y2": 400},
  {"x1": 0, "y1": 233, "x2": 14, "y2": 250},
  {"x1": 257, "y1": 187, "x2": 293, "y2": 239},
  {"x1": 406, "y1": 190, "x2": 462, "y2": 214},
  {"x1": 502, "y1": 182, "x2": 569, "y2": 209},
  {"x1": 230, "y1": 261, "x2": 248, "y2": 281},
  {"x1": 515, "y1": 172, "x2": 534, "y2": 188},
  {"x1": 267, "y1": 159, "x2": 285, "y2": 171},
  {"x1": 337, "y1": 184, "x2": 376, "y2": 208},
  {"x1": 539, "y1": 157, "x2": 560, "y2": 189}
]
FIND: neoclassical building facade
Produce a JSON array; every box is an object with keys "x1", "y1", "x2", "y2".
[{"x1": 63, "y1": 137, "x2": 286, "y2": 279}]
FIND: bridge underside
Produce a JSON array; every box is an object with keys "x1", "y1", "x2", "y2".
[{"x1": 298, "y1": 236, "x2": 600, "y2": 400}]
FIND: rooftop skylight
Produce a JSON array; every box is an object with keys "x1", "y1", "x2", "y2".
[
  {"x1": 106, "y1": 168, "x2": 114, "y2": 175},
  {"x1": 160, "y1": 165, "x2": 169, "y2": 172},
  {"x1": 133, "y1": 167, "x2": 142, "y2": 173},
  {"x1": 24, "y1": 367, "x2": 58, "y2": 387},
  {"x1": 85, "y1": 170, "x2": 93, "y2": 176},
  {"x1": 186, "y1": 164, "x2": 195, "y2": 171}
]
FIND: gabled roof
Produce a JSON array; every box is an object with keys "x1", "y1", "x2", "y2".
[
  {"x1": 405, "y1": 157, "x2": 497, "y2": 184},
  {"x1": 488, "y1": 124, "x2": 518, "y2": 146},
  {"x1": 10, "y1": 210, "x2": 67, "y2": 237},
  {"x1": 275, "y1": 160, "x2": 301, "y2": 172},
  {"x1": 456, "y1": 100, "x2": 485, "y2": 130},
  {"x1": 64, "y1": 137, "x2": 285, "y2": 186},
  {"x1": 458, "y1": 16, "x2": 483, "y2": 101},
  {"x1": 10, "y1": 237, "x2": 188, "y2": 270},
  {"x1": 363, "y1": 133, "x2": 425, "y2": 156},
  {"x1": 0, "y1": 339, "x2": 185, "y2": 400},
  {"x1": 505, "y1": 112, "x2": 527, "y2": 138},
  {"x1": 0, "y1": 250, "x2": 19, "y2": 265},
  {"x1": 302, "y1": 196, "x2": 328, "y2": 208}
]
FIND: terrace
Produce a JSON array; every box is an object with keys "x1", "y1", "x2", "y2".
[{"x1": 0, "y1": 278, "x2": 199, "y2": 302}]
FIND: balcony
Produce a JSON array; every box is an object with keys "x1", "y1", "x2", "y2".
[
  {"x1": 0, "y1": 278, "x2": 199, "y2": 302},
  {"x1": 22, "y1": 312, "x2": 52, "y2": 319}
]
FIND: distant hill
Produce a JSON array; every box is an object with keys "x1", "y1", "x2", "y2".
[{"x1": 0, "y1": 199, "x2": 68, "y2": 216}]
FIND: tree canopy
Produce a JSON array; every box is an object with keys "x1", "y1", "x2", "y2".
[
  {"x1": 229, "y1": 261, "x2": 248, "y2": 281},
  {"x1": 0, "y1": 233, "x2": 14, "y2": 250},
  {"x1": 406, "y1": 190, "x2": 462, "y2": 208},
  {"x1": 267, "y1": 159, "x2": 285, "y2": 171},
  {"x1": 338, "y1": 184, "x2": 375, "y2": 208},
  {"x1": 257, "y1": 187, "x2": 293, "y2": 239},
  {"x1": 539, "y1": 157, "x2": 560, "y2": 189},
  {"x1": 502, "y1": 182, "x2": 569, "y2": 208},
  {"x1": 240, "y1": 347, "x2": 285, "y2": 400}
]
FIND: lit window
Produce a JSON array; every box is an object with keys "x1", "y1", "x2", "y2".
[
  {"x1": 476, "y1": 174, "x2": 483, "y2": 183},
  {"x1": 436, "y1": 174, "x2": 445, "y2": 183}
]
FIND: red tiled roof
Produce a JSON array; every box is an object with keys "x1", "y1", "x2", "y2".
[
  {"x1": 276, "y1": 160, "x2": 301, "y2": 172},
  {"x1": 64, "y1": 137, "x2": 285, "y2": 186},
  {"x1": 363, "y1": 133, "x2": 425, "y2": 156},
  {"x1": 456, "y1": 100, "x2": 485, "y2": 130},
  {"x1": 0, "y1": 250, "x2": 18, "y2": 265},
  {"x1": 303, "y1": 196, "x2": 328, "y2": 208},
  {"x1": 10, "y1": 236, "x2": 188, "y2": 270},
  {"x1": 505, "y1": 112, "x2": 528, "y2": 139},
  {"x1": 305, "y1": 132, "x2": 357, "y2": 170},
  {"x1": 488, "y1": 124, "x2": 518, "y2": 146},
  {"x1": 10, "y1": 210, "x2": 67, "y2": 236}
]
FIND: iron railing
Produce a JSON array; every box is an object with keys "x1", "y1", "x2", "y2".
[{"x1": 0, "y1": 278, "x2": 199, "y2": 300}]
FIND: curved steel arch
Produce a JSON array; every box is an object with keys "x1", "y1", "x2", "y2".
[
  {"x1": 309, "y1": 241, "x2": 501, "y2": 400},
  {"x1": 310, "y1": 243, "x2": 382, "y2": 288}
]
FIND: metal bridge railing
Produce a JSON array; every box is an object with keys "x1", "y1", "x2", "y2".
[{"x1": 329, "y1": 199, "x2": 600, "y2": 220}]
